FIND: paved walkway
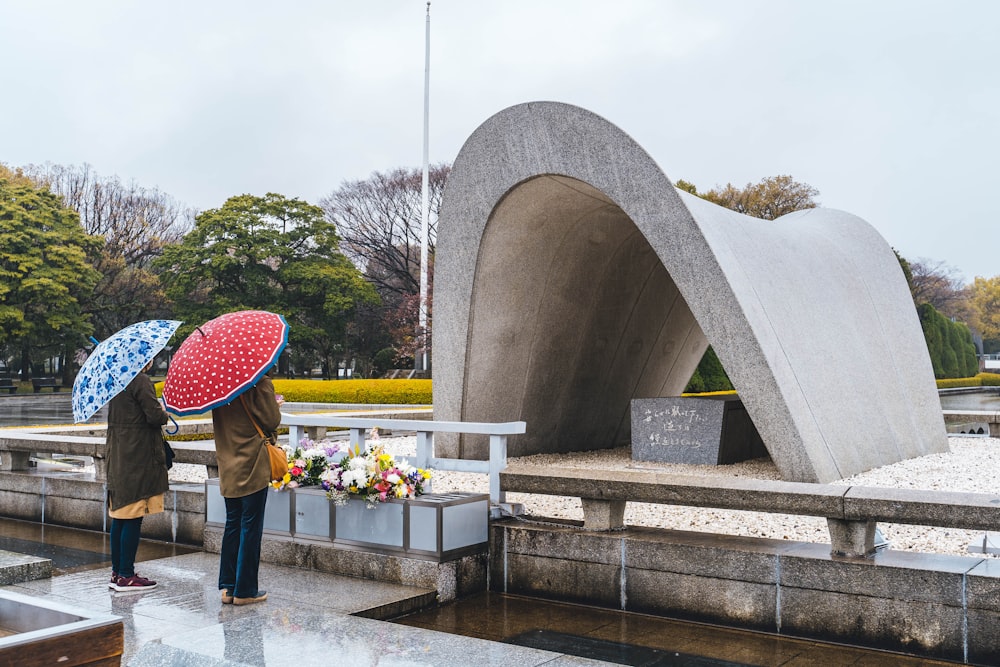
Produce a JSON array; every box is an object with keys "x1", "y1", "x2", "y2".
[{"x1": 0, "y1": 551, "x2": 610, "y2": 666}]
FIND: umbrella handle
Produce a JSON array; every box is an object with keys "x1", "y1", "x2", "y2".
[
  {"x1": 165, "y1": 415, "x2": 179, "y2": 435},
  {"x1": 163, "y1": 400, "x2": 180, "y2": 435}
]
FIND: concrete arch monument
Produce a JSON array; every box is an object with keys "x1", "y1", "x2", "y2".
[{"x1": 433, "y1": 101, "x2": 947, "y2": 483}]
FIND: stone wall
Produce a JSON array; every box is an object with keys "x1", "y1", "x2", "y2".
[
  {"x1": 490, "y1": 519, "x2": 1000, "y2": 664},
  {"x1": 0, "y1": 472, "x2": 204, "y2": 546}
]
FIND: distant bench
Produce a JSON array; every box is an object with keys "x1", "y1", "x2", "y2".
[
  {"x1": 500, "y1": 465, "x2": 1000, "y2": 558},
  {"x1": 0, "y1": 379, "x2": 16, "y2": 395},
  {"x1": 31, "y1": 378, "x2": 62, "y2": 393},
  {"x1": 943, "y1": 410, "x2": 1000, "y2": 437}
]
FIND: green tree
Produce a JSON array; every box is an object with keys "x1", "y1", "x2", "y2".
[
  {"x1": 917, "y1": 302, "x2": 977, "y2": 379},
  {"x1": 155, "y1": 193, "x2": 377, "y2": 376},
  {"x1": 0, "y1": 173, "x2": 101, "y2": 379}
]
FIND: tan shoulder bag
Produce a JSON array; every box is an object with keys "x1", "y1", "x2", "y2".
[{"x1": 238, "y1": 394, "x2": 288, "y2": 482}]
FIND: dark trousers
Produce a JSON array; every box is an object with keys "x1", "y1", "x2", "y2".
[
  {"x1": 110, "y1": 516, "x2": 144, "y2": 578},
  {"x1": 218, "y1": 486, "x2": 268, "y2": 598}
]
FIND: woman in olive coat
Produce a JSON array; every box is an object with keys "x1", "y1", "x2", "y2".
[
  {"x1": 106, "y1": 360, "x2": 169, "y2": 591},
  {"x1": 212, "y1": 371, "x2": 282, "y2": 605}
]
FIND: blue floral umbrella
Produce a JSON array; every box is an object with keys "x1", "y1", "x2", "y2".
[{"x1": 72, "y1": 319, "x2": 182, "y2": 423}]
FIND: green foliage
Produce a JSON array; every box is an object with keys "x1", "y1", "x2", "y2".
[
  {"x1": 684, "y1": 346, "x2": 733, "y2": 393},
  {"x1": 372, "y1": 347, "x2": 398, "y2": 377},
  {"x1": 894, "y1": 250, "x2": 913, "y2": 293},
  {"x1": 154, "y1": 193, "x2": 378, "y2": 373},
  {"x1": 673, "y1": 179, "x2": 699, "y2": 195},
  {"x1": 918, "y1": 302, "x2": 978, "y2": 379},
  {"x1": 0, "y1": 177, "x2": 101, "y2": 373}
]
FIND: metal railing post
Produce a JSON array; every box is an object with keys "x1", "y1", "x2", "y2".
[
  {"x1": 349, "y1": 427, "x2": 365, "y2": 451},
  {"x1": 416, "y1": 430, "x2": 433, "y2": 492},
  {"x1": 489, "y1": 434, "x2": 507, "y2": 504}
]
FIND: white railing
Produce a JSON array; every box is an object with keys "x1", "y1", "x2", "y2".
[{"x1": 280, "y1": 413, "x2": 526, "y2": 504}]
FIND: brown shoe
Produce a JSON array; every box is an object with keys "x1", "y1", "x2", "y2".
[
  {"x1": 233, "y1": 590, "x2": 267, "y2": 606},
  {"x1": 221, "y1": 589, "x2": 233, "y2": 604}
]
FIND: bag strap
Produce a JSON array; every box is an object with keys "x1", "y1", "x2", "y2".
[{"x1": 238, "y1": 394, "x2": 270, "y2": 444}]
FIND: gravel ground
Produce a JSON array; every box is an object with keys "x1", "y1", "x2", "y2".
[{"x1": 170, "y1": 434, "x2": 1000, "y2": 559}]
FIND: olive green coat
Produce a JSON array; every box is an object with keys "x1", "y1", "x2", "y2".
[
  {"x1": 106, "y1": 372, "x2": 170, "y2": 510},
  {"x1": 212, "y1": 376, "x2": 282, "y2": 498}
]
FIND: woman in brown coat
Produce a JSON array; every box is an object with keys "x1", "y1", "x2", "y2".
[
  {"x1": 212, "y1": 371, "x2": 282, "y2": 605},
  {"x1": 106, "y1": 360, "x2": 169, "y2": 591}
]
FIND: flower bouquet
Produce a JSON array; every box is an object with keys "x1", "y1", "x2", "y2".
[
  {"x1": 320, "y1": 428, "x2": 431, "y2": 507},
  {"x1": 270, "y1": 438, "x2": 348, "y2": 491}
]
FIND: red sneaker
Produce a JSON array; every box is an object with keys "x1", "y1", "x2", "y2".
[
  {"x1": 111, "y1": 574, "x2": 157, "y2": 592},
  {"x1": 108, "y1": 572, "x2": 119, "y2": 589}
]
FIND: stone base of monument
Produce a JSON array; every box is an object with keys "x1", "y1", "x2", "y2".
[
  {"x1": 630, "y1": 396, "x2": 768, "y2": 465},
  {"x1": 0, "y1": 590, "x2": 123, "y2": 666}
]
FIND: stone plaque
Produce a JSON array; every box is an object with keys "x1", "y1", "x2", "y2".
[{"x1": 630, "y1": 396, "x2": 767, "y2": 465}]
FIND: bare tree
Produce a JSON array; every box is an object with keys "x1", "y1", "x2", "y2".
[
  {"x1": 320, "y1": 164, "x2": 449, "y2": 299},
  {"x1": 908, "y1": 258, "x2": 971, "y2": 322},
  {"x1": 22, "y1": 163, "x2": 195, "y2": 336}
]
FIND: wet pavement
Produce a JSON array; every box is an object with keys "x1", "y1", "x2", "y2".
[
  {"x1": 0, "y1": 515, "x2": 964, "y2": 666},
  {"x1": 0, "y1": 393, "x2": 108, "y2": 428}
]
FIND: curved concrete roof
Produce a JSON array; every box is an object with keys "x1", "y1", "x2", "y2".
[{"x1": 433, "y1": 101, "x2": 947, "y2": 483}]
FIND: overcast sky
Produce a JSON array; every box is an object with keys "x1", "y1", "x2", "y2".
[{"x1": 3, "y1": 1, "x2": 998, "y2": 283}]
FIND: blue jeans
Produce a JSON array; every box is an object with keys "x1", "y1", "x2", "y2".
[
  {"x1": 218, "y1": 486, "x2": 268, "y2": 599},
  {"x1": 111, "y1": 516, "x2": 143, "y2": 577}
]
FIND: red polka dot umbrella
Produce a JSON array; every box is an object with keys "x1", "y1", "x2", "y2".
[{"x1": 162, "y1": 310, "x2": 289, "y2": 416}]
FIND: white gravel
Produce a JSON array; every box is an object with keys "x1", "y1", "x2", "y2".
[{"x1": 170, "y1": 434, "x2": 1000, "y2": 559}]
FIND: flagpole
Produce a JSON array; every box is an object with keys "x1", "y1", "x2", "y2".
[{"x1": 418, "y1": 1, "x2": 431, "y2": 373}]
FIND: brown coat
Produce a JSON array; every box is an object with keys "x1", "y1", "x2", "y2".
[
  {"x1": 106, "y1": 372, "x2": 170, "y2": 509},
  {"x1": 212, "y1": 375, "x2": 282, "y2": 498}
]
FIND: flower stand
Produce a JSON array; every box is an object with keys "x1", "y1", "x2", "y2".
[
  {"x1": 205, "y1": 478, "x2": 294, "y2": 536},
  {"x1": 205, "y1": 480, "x2": 489, "y2": 562}
]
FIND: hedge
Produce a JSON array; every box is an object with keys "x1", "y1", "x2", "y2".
[
  {"x1": 918, "y1": 303, "x2": 978, "y2": 379},
  {"x1": 936, "y1": 373, "x2": 1000, "y2": 389},
  {"x1": 272, "y1": 379, "x2": 431, "y2": 404},
  {"x1": 154, "y1": 379, "x2": 432, "y2": 405}
]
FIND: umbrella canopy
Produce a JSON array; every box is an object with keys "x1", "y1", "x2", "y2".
[
  {"x1": 162, "y1": 310, "x2": 288, "y2": 416},
  {"x1": 72, "y1": 319, "x2": 183, "y2": 423}
]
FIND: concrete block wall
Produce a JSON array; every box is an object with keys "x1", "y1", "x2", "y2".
[
  {"x1": 491, "y1": 520, "x2": 1000, "y2": 664},
  {"x1": 0, "y1": 472, "x2": 205, "y2": 546}
]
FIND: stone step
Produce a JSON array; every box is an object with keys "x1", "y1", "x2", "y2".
[{"x1": 0, "y1": 549, "x2": 51, "y2": 585}]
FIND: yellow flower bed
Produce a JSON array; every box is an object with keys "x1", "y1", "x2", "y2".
[
  {"x1": 272, "y1": 379, "x2": 431, "y2": 404},
  {"x1": 153, "y1": 378, "x2": 431, "y2": 404}
]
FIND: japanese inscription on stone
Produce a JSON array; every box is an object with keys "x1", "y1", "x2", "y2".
[{"x1": 631, "y1": 397, "x2": 727, "y2": 465}]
